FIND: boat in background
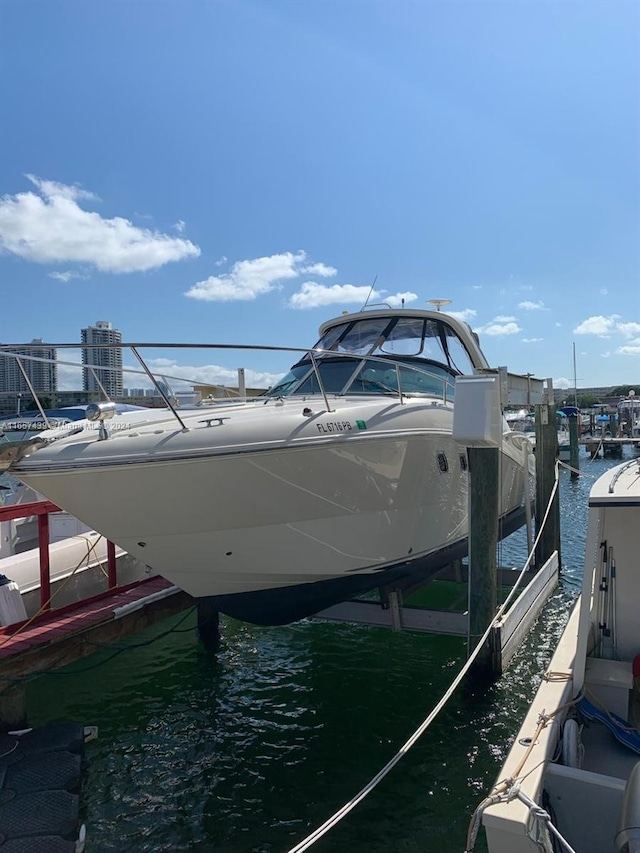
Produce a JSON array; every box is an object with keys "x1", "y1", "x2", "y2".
[
  {"x1": 2, "y1": 306, "x2": 534, "y2": 626},
  {"x1": 478, "y1": 457, "x2": 640, "y2": 853},
  {"x1": 505, "y1": 407, "x2": 576, "y2": 462},
  {"x1": 0, "y1": 403, "x2": 147, "y2": 436},
  {"x1": 0, "y1": 472, "x2": 152, "y2": 621}
]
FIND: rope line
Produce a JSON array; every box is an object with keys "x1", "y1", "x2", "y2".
[
  {"x1": 286, "y1": 462, "x2": 562, "y2": 853},
  {"x1": 0, "y1": 532, "x2": 106, "y2": 650}
]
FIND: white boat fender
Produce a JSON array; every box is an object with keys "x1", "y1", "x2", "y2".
[
  {"x1": 0, "y1": 573, "x2": 27, "y2": 626},
  {"x1": 615, "y1": 760, "x2": 640, "y2": 853},
  {"x1": 561, "y1": 717, "x2": 581, "y2": 769}
]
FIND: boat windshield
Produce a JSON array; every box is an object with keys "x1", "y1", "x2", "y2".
[{"x1": 265, "y1": 315, "x2": 473, "y2": 399}]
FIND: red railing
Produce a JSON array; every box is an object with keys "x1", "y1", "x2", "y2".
[{"x1": 0, "y1": 499, "x2": 118, "y2": 611}]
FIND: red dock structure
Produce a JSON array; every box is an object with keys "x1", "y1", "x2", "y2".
[{"x1": 0, "y1": 499, "x2": 194, "y2": 728}]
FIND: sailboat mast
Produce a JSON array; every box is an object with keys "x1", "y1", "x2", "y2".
[{"x1": 573, "y1": 341, "x2": 578, "y2": 407}]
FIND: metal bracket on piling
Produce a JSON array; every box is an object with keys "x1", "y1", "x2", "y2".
[{"x1": 388, "y1": 590, "x2": 403, "y2": 632}]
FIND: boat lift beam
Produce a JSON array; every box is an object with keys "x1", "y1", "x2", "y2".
[{"x1": 476, "y1": 367, "x2": 547, "y2": 409}]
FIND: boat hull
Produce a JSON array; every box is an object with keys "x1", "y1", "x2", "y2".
[{"x1": 15, "y1": 429, "x2": 529, "y2": 624}]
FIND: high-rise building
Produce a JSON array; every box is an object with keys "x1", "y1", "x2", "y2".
[
  {"x1": 81, "y1": 321, "x2": 123, "y2": 398},
  {"x1": 0, "y1": 338, "x2": 57, "y2": 395}
]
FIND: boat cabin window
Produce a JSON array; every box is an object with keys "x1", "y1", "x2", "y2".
[
  {"x1": 265, "y1": 314, "x2": 476, "y2": 399},
  {"x1": 318, "y1": 317, "x2": 391, "y2": 356},
  {"x1": 314, "y1": 316, "x2": 476, "y2": 375}
]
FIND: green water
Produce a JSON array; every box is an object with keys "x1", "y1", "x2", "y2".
[{"x1": 27, "y1": 454, "x2": 624, "y2": 852}]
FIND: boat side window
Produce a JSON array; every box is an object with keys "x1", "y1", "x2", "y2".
[
  {"x1": 315, "y1": 318, "x2": 392, "y2": 356},
  {"x1": 265, "y1": 364, "x2": 312, "y2": 396},
  {"x1": 352, "y1": 358, "x2": 456, "y2": 399},
  {"x1": 396, "y1": 361, "x2": 456, "y2": 398},
  {"x1": 372, "y1": 318, "x2": 476, "y2": 375},
  {"x1": 266, "y1": 357, "x2": 370, "y2": 397},
  {"x1": 294, "y1": 358, "x2": 363, "y2": 395},
  {"x1": 377, "y1": 317, "x2": 425, "y2": 356},
  {"x1": 433, "y1": 323, "x2": 476, "y2": 374}
]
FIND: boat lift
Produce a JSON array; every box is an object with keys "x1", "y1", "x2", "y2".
[{"x1": 315, "y1": 367, "x2": 560, "y2": 678}]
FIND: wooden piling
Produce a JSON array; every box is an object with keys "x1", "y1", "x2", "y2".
[
  {"x1": 0, "y1": 683, "x2": 27, "y2": 732},
  {"x1": 197, "y1": 600, "x2": 221, "y2": 649},
  {"x1": 467, "y1": 446, "x2": 500, "y2": 677},
  {"x1": 569, "y1": 415, "x2": 580, "y2": 479},
  {"x1": 534, "y1": 401, "x2": 561, "y2": 570}
]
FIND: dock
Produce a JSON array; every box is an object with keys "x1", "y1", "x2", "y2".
[
  {"x1": 0, "y1": 575, "x2": 194, "y2": 728},
  {"x1": 0, "y1": 497, "x2": 197, "y2": 849},
  {"x1": 581, "y1": 436, "x2": 640, "y2": 458}
]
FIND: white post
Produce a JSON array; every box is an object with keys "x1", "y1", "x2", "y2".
[{"x1": 237, "y1": 368, "x2": 246, "y2": 398}]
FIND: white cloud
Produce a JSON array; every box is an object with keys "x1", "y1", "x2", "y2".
[
  {"x1": 141, "y1": 359, "x2": 281, "y2": 390},
  {"x1": 478, "y1": 321, "x2": 521, "y2": 336},
  {"x1": 0, "y1": 175, "x2": 200, "y2": 273},
  {"x1": 472, "y1": 285, "x2": 482, "y2": 290},
  {"x1": 48, "y1": 270, "x2": 87, "y2": 282},
  {"x1": 617, "y1": 322, "x2": 640, "y2": 339},
  {"x1": 518, "y1": 300, "x2": 545, "y2": 310},
  {"x1": 186, "y1": 251, "x2": 337, "y2": 302},
  {"x1": 384, "y1": 291, "x2": 419, "y2": 308},
  {"x1": 600, "y1": 287, "x2": 608, "y2": 296},
  {"x1": 554, "y1": 377, "x2": 571, "y2": 389},
  {"x1": 289, "y1": 282, "x2": 377, "y2": 309},
  {"x1": 172, "y1": 219, "x2": 186, "y2": 234},
  {"x1": 574, "y1": 317, "x2": 640, "y2": 354},
  {"x1": 149, "y1": 357, "x2": 177, "y2": 368},
  {"x1": 300, "y1": 262, "x2": 337, "y2": 278},
  {"x1": 288, "y1": 282, "x2": 418, "y2": 310},
  {"x1": 448, "y1": 309, "x2": 477, "y2": 323},
  {"x1": 573, "y1": 315, "x2": 621, "y2": 337},
  {"x1": 522, "y1": 337, "x2": 543, "y2": 343},
  {"x1": 494, "y1": 314, "x2": 516, "y2": 323}
]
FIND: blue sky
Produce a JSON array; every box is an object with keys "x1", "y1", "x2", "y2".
[{"x1": 0, "y1": 0, "x2": 638, "y2": 393}]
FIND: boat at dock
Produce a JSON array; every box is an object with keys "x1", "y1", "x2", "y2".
[
  {"x1": 475, "y1": 456, "x2": 640, "y2": 853},
  {"x1": 505, "y1": 407, "x2": 576, "y2": 462},
  {"x1": 0, "y1": 306, "x2": 534, "y2": 626},
  {"x1": 0, "y1": 475, "x2": 152, "y2": 620}
]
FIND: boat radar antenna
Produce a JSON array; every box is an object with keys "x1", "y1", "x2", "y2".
[
  {"x1": 427, "y1": 298, "x2": 452, "y2": 312},
  {"x1": 361, "y1": 275, "x2": 378, "y2": 310}
]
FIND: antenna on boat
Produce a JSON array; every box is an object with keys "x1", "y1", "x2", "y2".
[
  {"x1": 572, "y1": 341, "x2": 578, "y2": 408},
  {"x1": 361, "y1": 275, "x2": 378, "y2": 310},
  {"x1": 427, "y1": 298, "x2": 452, "y2": 312}
]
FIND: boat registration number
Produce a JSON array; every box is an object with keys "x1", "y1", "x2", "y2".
[{"x1": 316, "y1": 421, "x2": 353, "y2": 434}]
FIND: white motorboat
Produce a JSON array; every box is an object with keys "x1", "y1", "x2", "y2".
[
  {"x1": 476, "y1": 457, "x2": 640, "y2": 853},
  {"x1": 1, "y1": 306, "x2": 533, "y2": 626}
]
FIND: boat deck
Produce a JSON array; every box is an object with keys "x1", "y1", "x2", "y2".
[{"x1": 580, "y1": 715, "x2": 639, "y2": 782}]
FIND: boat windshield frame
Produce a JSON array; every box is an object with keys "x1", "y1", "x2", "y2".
[{"x1": 264, "y1": 315, "x2": 475, "y2": 402}]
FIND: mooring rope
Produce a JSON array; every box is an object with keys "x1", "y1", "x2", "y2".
[
  {"x1": 0, "y1": 532, "x2": 106, "y2": 649},
  {"x1": 285, "y1": 462, "x2": 562, "y2": 853}
]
